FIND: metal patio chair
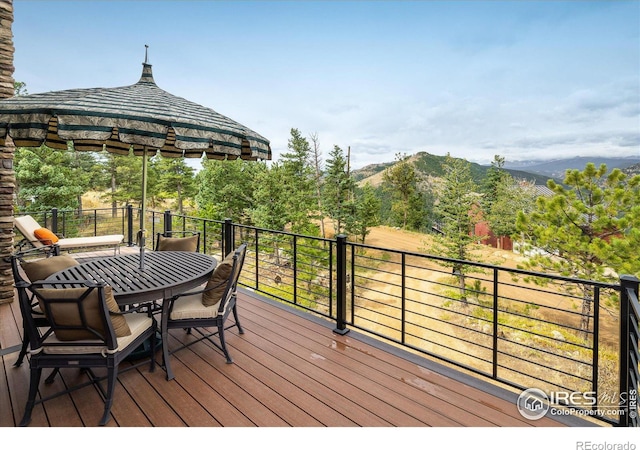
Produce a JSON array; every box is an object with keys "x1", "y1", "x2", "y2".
[
  {"x1": 17, "y1": 280, "x2": 157, "y2": 426},
  {"x1": 8, "y1": 245, "x2": 78, "y2": 368},
  {"x1": 160, "y1": 243, "x2": 247, "y2": 380}
]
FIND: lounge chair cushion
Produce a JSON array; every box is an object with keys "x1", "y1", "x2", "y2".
[
  {"x1": 33, "y1": 227, "x2": 59, "y2": 245},
  {"x1": 37, "y1": 285, "x2": 131, "y2": 341},
  {"x1": 15, "y1": 215, "x2": 123, "y2": 252},
  {"x1": 201, "y1": 252, "x2": 234, "y2": 307},
  {"x1": 156, "y1": 234, "x2": 199, "y2": 252},
  {"x1": 22, "y1": 254, "x2": 79, "y2": 282}
]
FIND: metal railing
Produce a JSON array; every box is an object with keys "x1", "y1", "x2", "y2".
[{"x1": 14, "y1": 207, "x2": 639, "y2": 426}]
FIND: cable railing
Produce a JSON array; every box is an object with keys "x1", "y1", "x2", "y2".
[{"x1": 13, "y1": 207, "x2": 639, "y2": 426}]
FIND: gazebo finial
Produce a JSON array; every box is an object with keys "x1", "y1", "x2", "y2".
[{"x1": 140, "y1": 45, "x2": 155, "y2": 85}]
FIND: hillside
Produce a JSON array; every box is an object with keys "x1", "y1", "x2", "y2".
[{"x1": 353, "y1": 151, "x2": 556, "y2": 187}]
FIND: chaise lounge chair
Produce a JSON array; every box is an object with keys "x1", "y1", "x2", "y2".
[{"x1": 14, "y1": 215, "x2": 124, "y2": 256}]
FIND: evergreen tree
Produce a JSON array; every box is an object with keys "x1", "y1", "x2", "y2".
[
  {"x1": 195, "y1": 158, "x2": 261, "y2": 223},
  {"x1": 516, "y1": 163, "x2": 640, "y2": 336},
  {"x1": 250, "y1": 162, "x2": 289, "y2": 231},
  {"x1": 485, "y1": 175, "x2": 537, "y2": 245},
  {"x1": 345, "y1": 182, "x2": 381, "y2": 243},
  {"x1": 97, "y1": 152, "x2": 128, "y2": 217},
  {"x1": 382, "y1": 153, "x2": 420, "y2": 229},
  {"x1": 481, "y1": 154, "x2": 509, "y2": 213},
  {"x1": 14, "y1": 145, "x2": 85, "y2": 212},
  {"x1": 155, "y1": 156, "x2": 197, "y2": 215},
  {"x1": 280, "y1": 128, "x2": 317, "y2": 234},
  {"x1": 322, "y1": 145, "x2": 355, "y2": 235},
  {"x1": 430, "y1": 154, "x2": 482, "y2": 303}
]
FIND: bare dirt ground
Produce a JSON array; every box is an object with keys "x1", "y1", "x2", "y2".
[{"x1": 349, "y1": 224, "x2": 619, "y2": 347}]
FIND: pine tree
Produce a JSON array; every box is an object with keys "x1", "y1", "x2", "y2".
[
  {"x1": 155, "y1": 156, "x2": 196, "y2": 215},
  {"x1": 14, "y1": 145, "x2": 85, "y2": 211},
  {"x1": 516, "y1": 163, "x2": 640, "y2": 336},
  {"x1": 280, "y1": 128, "x2": 316, "y2": 234},
  {"x1": 430, "y1": 154, "x2": 482, "y2": 303},
  {"x1": 196, "y1": 158, "x2": 261, "y2": 223},
  {"x1": 382, "y1": 153, "x2": 419, "y2": 229},
  {"x1": 322, "y1": 145, "x2": 355, "y2": 235}
]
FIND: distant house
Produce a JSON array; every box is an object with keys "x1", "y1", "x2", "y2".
[{"x1": 474, "y1": 183, "x2": 553, "y2": 251}]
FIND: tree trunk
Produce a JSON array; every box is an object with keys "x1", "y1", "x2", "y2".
[
  {"x1": 0, "y1": 0, "x2": 15, "y2": 304},
  {"x1": 580, "y1": 287, "x2": 594, "y2": 341},
  {"x1": 111, "y1": 171, "x2": 117, "y2": 217}
]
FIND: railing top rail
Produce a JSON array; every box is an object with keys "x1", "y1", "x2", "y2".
[{"x1": 233, "y1": 223, "x2": 335, "y2": 244}]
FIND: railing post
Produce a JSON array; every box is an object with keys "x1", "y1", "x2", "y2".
[
  {"x1": 223, "y1": 218, "x2": 234, "y2": 257},
  {"x1": 163, "y1": 210, "x2": 172, "y2": 235},
  {"x1": 126, "y1": 204, "x2": 134, "y2": 246},
  {"x1": 492, "y1": 268, "x2": 499, "y2": 380},
  {"x1": 334, "y1": 234, "x2": 349, "y2": 335},
  {"x1": 51, "y1": 208, "x2": 58, "y2": 234},
  {"x1": 619, "y1": 275, "x2": 639, "y2": 427}
]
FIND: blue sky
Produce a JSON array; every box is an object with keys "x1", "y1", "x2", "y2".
[{"x1": 10, "y1": 0, "x2": 640, "y2": 169}]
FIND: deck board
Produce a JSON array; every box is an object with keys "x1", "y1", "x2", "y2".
[{"x1": 0, "y1": 251, "x2": 593, "y2": 427}]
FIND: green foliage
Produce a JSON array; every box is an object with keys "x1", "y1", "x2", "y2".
[
  {"x1": 280, "y1": 128, "x2": 317, "y2": 234},
  {"x1": 345, "y1": 182, "x2": 381, "y2": 243},
  {"x1": 250, "y1": 162, "x2": 290, "y2": 231},
  {"x1": 429, "y1": 154, "x2": 484, "y2": 301},
  {"x1": 431, "y1": 154, "x2": 482, "y2": 263},
  {"x1": 15, "y1": 145, "x2": 86, "y2": 211},
  {"x1": 14, "y1": 81, "x2": 27, "y2": 96},
  {"x1": 322, "y1": 145, "x2": 356, "y2": 235},
  {"x1": 155, "y1": 156, "x2": 197, "y2": 214},
  {"x1": 516, "y1": 162, "x2": 640, "y2": 333},
  {"x1": 516, "y1": 163, "x2": 640, "y2": 280},
  {"x1": 382, "y1": 153, "x2": 422, "y2": 229},
  {"x1": 196, "y1": 158, "x2": 262, "y2": 223},
  {"x1": 481, "y1": 155, "x2": 509, "y2": 212},
  {"x1": 485, "y1": 175, "x2": 537, "y2": 239}
]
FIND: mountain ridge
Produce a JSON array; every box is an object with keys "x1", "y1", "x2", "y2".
[{"x1": 352, "y1": 152, "x2": 640, "y2": 188}]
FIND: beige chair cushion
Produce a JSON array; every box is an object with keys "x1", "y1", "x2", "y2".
[
  {"x1": 201, "y1": 252, "x2": 234, "y2": 307},
  {"x1": 41, "y1": 313, "x2": 152, "y2": 354},
  {"x1": 157, "y1": 234, "x2": 198, "y2": 252},
  {"x1": 169, "y1": 283, "x2": 221, "y2": 320},
  {"x1": 37, "y1": 285, "x2": 131, "y2": 341},
  {"x1": 56, "y1": 235, "x2": 123, "y2": 249},
  {"x1": 22, "y1": 254, "x2": 79, "y2": 282}
]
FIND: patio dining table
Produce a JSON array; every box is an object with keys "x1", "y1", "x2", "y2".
[{"x1": 45, "y1": 251, "x2": 217, "y2": 306}]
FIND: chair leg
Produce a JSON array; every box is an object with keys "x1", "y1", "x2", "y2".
[
  {"x1": 232, "y1": 305, "x2": 244, "y2": 335},
  {"x1": 13, "y1": 334, "x2": 29, "y2": 367},
  {"x1": 99, "y1": 367, "x2": 117, "y2": 426},
  {"x1": 20, "y1": 366, "x2": 42, "y2": 427},
  {"x1": 162, "y1": 329, "x2": 174, "y2": 381},
  {"x1": 218, "y1": 322, "x2": 233, "y2": 364},
  {"x1": 44, "y1": 368, "x2": 60, "y2": 384},
  {"x1": 149, "y1": 331, "x2": 157, "y2": 373}
]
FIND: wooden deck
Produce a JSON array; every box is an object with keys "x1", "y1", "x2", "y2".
[{"x1": 0, "y1": 250, "x2": 593, "y2": 428}]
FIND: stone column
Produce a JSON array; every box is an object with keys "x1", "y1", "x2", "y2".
[{"x1": 0, "y1": 0, "x2": 14, "y2": 304}]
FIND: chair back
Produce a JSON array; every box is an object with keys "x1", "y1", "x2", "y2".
[
  {"x1": 14, "y1": 215, "x2": 46, "y2": 249},
  {"x1": 18, "y1": 280, "x2": 118, "y2": 353},
  {"x1": 218, "y1": 244, "x2": 247, "y2": 315},
  {"x1": 155, "y1": 231, "x2": 201, "y2": 252}
]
